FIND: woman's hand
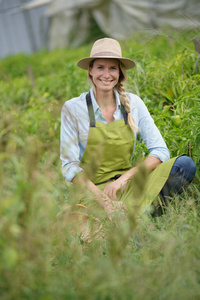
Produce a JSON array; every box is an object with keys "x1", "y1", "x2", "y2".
[
  {"x1": 103, "y1": 157, "x2": 162, "y2": 200},
  {"x1": 103, "y1": 176, "x2": 128, "y2": 200},
  {"x1": 102, "y1": 198, "x2": 127, "y2": 222},
  {"x1": 73, "y1": 175, "x2": 127, "y2": 222}
]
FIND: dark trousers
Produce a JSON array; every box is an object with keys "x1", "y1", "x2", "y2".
[{"x1": 155, "y1": 156, "x2": 196, "y2": 214}]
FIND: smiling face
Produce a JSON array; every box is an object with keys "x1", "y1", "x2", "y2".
[{"x1": 89, "y1": 58, "x2": 120, "y2": 93}]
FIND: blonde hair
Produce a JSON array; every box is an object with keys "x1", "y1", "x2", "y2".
[
  {"x1": 88, "y1": 60, "x2": 139, "y2": 132},
  {"x1": 116, "y1": 63, "x2": 138, "y2": 132}
]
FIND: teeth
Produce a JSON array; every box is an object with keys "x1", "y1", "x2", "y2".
[{"x1": 101, "y1": 80, "x2": 112, "y2": 84}]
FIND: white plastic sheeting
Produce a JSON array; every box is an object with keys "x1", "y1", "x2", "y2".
[
  {"x1": 0, "y1": 0, "x2": 49, "y2": 58},
  {"x1": 45, "y1": 0, "x2": 200, "y2": 49}
]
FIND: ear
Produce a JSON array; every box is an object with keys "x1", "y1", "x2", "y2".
[{"x1": 89, "y1": 66, "x2": 93, "y2": 76}]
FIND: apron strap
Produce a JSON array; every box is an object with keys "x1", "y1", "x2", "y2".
[
  {"x1": 121, "y1": 104, "x2": 128, "y2": 125},
  {"x1": 86, "y1": 92, "x2": 96, "y2": 127},
  {"x1": 86, "y1": 92, "x2": 128, "y2": 127}
]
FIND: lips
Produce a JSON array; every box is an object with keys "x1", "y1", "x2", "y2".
[{"x1": 100, "y1": 79, "x2": 113, "y2": 84}]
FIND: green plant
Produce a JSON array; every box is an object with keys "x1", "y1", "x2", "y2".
[{"x1": 0, "y1": 28, "x2": 200, "y2": 300}]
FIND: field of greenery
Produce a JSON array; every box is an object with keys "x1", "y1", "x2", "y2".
[{"x1": 0, "y1": 28, "x2": 200, "y2": 299}]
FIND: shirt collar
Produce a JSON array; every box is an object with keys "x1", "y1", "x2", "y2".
[{"x1": 90, "y1": 87, "x2": 121, "y2": 114}]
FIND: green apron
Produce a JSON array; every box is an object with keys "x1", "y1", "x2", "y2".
[{"x1": 80, "y1": 92, "x2": 176, "y2": 215}]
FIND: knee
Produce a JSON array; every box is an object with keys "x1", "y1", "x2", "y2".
[
  {"x1": 174, "y1": 156, "x2": 196, "y2": 182},
  {"x1": 187, "y1": 157, "x2": 197, "y2": 182}
]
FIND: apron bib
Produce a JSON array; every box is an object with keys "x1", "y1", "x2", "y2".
[
  {"x1": 80, "y1": 92, "x2": 135, "y2": 184},
  {"x1": 80, "y1": 92, "x2": 176, "y2": 215}
]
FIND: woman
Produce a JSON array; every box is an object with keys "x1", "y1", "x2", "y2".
[{"x1": 60, "y1": 38, "x2": 196, "y2": 218}]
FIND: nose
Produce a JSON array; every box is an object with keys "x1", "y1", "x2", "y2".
[{"x1": 103, "y1": 68, "x2": 110, "y2": 78}]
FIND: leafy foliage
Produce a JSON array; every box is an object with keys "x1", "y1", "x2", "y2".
[{"x1": 0, "y1": 29, "x2": 200, "y2": 299}]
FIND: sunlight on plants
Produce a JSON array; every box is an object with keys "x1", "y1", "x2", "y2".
[{"x1": 0, "y1": 28, "x2": 200, "y2": 300}]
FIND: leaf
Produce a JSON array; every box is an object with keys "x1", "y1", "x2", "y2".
[{"x1": 160, "y1": 91, "x2": 174, "y2": 103}]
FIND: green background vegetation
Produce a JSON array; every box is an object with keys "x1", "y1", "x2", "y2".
[{"x1": 0, "y1": 29, "x2": 200, "y2": 299}]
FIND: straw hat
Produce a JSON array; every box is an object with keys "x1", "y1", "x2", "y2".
[{"x1": 77, "y1": 38, "x2": 135, "y2": 70}]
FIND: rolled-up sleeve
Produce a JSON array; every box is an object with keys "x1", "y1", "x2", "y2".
[
  {"x1": 60, "y1": 101, "x2": 83, "y2": 181},
  {"x1": 137, "y1": 97, "x2": 170, "y2": 162}
]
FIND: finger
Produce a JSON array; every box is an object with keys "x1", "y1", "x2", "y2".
[
  {"x1": 122, "y1": 204, "x2": 128, "y2": 211},
  {"x1": 109, "y1": 188, "x2": 114, "y2": 200},
  {"x1": 103, "y1": 182, "x2": 111, "y2": 192},
  {"x1": 103, "y1": 186, "x2": 110, "y2": 197},
  {"x1": 109, "y1": 188, "x2": 116, "y2": 200},
  {"x1": 103, "y1": 185, "x2": 107, "y2": 194},
  {"x1": 106, "y1": 190, "x2": 112, "y2": 200},
  {"x1": 108, "y1": 188, "x2": 116, "y2": 200}
]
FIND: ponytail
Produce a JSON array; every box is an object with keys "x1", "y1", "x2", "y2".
[{"x1": 116, "y1": 64, "x2": 139, "y2": 132}]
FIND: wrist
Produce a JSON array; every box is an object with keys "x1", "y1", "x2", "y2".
[{"x1": 122, "y1": 167, "x2": 137, "y2": 181}]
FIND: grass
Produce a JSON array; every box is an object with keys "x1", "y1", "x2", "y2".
[{"x1": 0, "y1": 28, "x2": 200, "y2": 299}]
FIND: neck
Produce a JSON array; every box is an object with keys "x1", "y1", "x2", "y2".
[{"x1": 95, "y1": 89, "x2": 116, "y2": 109}]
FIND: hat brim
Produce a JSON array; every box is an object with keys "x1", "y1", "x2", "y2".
[{"x1": 77, "y1": 56, "x2": 135, "y2": 70}]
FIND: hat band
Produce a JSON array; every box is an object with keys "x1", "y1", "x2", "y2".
[{"x1": 92, "y1": 51, "x2": 121, "y2": 58}]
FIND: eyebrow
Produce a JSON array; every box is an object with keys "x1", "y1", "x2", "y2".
[{"x1": 96, "y1": 63, "x2": 118, "y2": 67}]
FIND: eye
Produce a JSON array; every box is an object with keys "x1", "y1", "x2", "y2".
[
  {"x1": 111, "y1": 66, "x2": 118, "y2": 70},
  {"x1": 97, "y1": 66, "x2": 103, "y2": 69}
]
